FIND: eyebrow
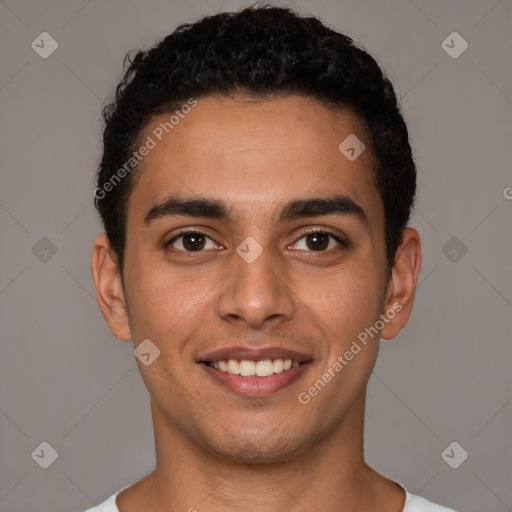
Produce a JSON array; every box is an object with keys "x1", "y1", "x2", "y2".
[{"x1": 144, "y1": 194, "x2": 368, "y2": 226}]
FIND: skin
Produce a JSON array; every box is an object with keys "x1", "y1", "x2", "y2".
[{"x1": 92, "y1": 94, "x2": 421, "y2": 512}]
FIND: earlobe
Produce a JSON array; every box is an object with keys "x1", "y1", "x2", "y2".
[
  {"x1": 91, "y1": 234, "x2": 132, "y2": 341},
  {"x1": 380, "y1": 228, "x2": 422, "y2": 340}
]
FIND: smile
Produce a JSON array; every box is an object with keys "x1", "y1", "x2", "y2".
[
  {"x1": 200, "y1": 359, "x2": 311, "y2": 396},
  {"x1": 204, "y1": 358, "x2": 302, "y2": 377}
]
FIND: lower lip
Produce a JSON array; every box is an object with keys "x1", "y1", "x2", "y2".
[{"x1": 200, "y1": 362, "x2": 311, "y2": 396}]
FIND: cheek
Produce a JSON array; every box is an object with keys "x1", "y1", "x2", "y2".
[
  {"x1": 123, "y1": 252, "x2": 216, "y2": 342},
  {"x1": 300, "y1": 262, "x2": 385, "y2": 340},
  {"x1": 296, "y1": 268, "x2": 383, "y2": 414}
]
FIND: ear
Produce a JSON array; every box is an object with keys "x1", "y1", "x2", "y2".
[
  {"x1": 380, "y1": 228, "x2": 422, "y2": 340},
  {"x1": 91, "y1": 233, "x2": 132, "y2": 341}
]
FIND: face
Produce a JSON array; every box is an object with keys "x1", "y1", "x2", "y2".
[{"x1": 93, "y1": 94, "x2": 418, "y2": 463}]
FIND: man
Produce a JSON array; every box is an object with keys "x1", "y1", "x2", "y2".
[{"x1": 88, "y1": 5, "x2": 457, "y2": 511}]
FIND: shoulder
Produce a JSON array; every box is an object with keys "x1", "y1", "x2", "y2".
[
  {"x1": 82, "y1": 493, "x2": 119, "y2": 512},
  {"x1": 392, "y1": 480, "x2": 457, "y2": 512},
  {"x1": 402, "y1": 490, "x2": 458, "y2": 512},
  {"x1": 83, "y1": 476, "x2": 150, "y2": 511}
]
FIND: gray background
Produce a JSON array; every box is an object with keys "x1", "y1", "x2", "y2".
[{"x1": 1, "y1": 0, "x2": 511, "y2": 511}]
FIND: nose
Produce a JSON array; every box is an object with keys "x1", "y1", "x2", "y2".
[{"x1": 216, "y1": 241, "x2": 295, "y2": 330}]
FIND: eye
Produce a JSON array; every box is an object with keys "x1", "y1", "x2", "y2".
[
  {"x1": 290, "y1": 229, "x2": 347, "y2": 252},
  {"x1": 166, "y1": 230, "x2": 221, "y2": 252},
  {"x1": 165, "y1": 228, "x2": 347, "y2": 254}
]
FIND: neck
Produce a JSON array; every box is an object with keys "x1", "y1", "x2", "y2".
[{"x1": 118, "y1": 390, "x2": 404, "y2": 512}]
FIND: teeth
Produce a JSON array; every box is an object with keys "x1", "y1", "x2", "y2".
[
  {"x1": 255, "y1": 360, "x2": 274, "y2": 377},
  {"x1": 239, "y1": 360, "x2": 255, "y2": 376},
  {"x1": 227, "y1": 359, "x2": 239, "y2": 374},
  {"x1": 273, "y1": 359, "x2": 284, "y2": 373},
  {"x1": 208, "y1": 358, "x2": 302, "y2": 377}
]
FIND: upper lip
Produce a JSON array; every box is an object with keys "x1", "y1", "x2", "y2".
[{"x1": 197, "y1": 346, "x2": 312, "y2": 363}]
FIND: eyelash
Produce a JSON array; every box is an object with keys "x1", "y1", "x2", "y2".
[{"x1": 165, "y1": 228, "x2": 348, "y2": 253}]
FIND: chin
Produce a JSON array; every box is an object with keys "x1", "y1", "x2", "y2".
[{"x1": 206, "y1": 429, "x2": 311, "y2": 465}]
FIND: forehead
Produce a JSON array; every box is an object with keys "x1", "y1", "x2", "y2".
[{"x1": 126, "y1": 95, "x2": 382, "y2": 228}]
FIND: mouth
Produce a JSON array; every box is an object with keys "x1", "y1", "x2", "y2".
[
  {"x1": 203, "y1": 358, "x2": 303, "y2": 376},
  {"x1": 197, "y1": 347, "x2": 312, "y2": 396}
]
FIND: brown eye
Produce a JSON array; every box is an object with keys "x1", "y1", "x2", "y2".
[
  {"x1": 166, "y1": 230, "x2": 218, "y2": 252},
  {"x1": 291, "y1": 230, "x2": 347, "y2": 252},
  {"x1": 181, "y1": 233, "x2": 206, "y2": 251},
  {"x1": 305, "y1": 232, "x2": 330, "y2": 251}
]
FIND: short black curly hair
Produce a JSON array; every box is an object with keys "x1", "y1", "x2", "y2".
[{"x1": 95, "y1": 3, "x2": 416, "y2": 275}]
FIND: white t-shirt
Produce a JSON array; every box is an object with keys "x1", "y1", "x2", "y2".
[{"x1": 83, "y1": 480, "x2": 457, "y2": 511}]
